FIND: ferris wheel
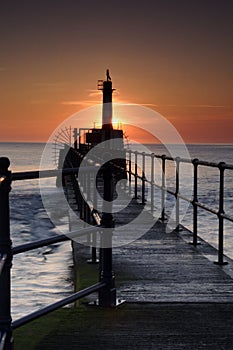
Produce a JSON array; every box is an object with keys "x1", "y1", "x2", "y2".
[{"x1": 52, "y1": 126, "x2": 72, "y2": 167}]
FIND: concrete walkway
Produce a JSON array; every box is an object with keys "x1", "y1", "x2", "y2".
[
  {"x1": 48, "y1": 218, "x2": 233, "y2": 350},
  {"x1": 114, "y1": 221, "x2": 233, "y2": 303},
  {"x1": 36, "y1": 303, "x2": 233, "y2": 350}
]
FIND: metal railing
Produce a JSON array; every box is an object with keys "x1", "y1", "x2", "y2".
[
  {"x1": 126, "y1": 150, "x2": 233, "y2": 266},
  {"x1": 0, "y1": 156, "x2": 118, "y2": 349},
  {"x1": 1, "y1": 148, "x2": 233, "y2": 348}
]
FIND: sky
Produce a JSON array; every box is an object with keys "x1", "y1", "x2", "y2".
[{"x1": 0, "y1": 0, "x2": 232, "y2": 143}]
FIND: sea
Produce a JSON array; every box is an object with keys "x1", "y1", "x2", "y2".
[{"x1": 0, "y1": 142, "x2": 233, "y2": 320}]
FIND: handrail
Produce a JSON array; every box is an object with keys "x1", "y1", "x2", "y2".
[
  {"x1": 12, "y1": 282, "x2": 106, "y2": 329},
  {"x1": 127, "y1": 150, "x2": 233, "y2": 169},
  {"x1": 12, "y1": 225, "x2": 100, "y2": 255},
  {"x1": 11, "y1": 166, "x2": 98, "y2": 181},
  {"x1": 0, "y1": 155, "x2": 119, "y2": 349},
  {"x1": 13, "y1": 234, "x2": 69, "y2": 255},
  {"x1": 126, "y1": 150, "x2": 233, "y2": 265}
]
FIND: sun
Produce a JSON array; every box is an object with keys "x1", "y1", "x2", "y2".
[{"x1": 112, "y1": 117, "x2": 122, "y2": 130}]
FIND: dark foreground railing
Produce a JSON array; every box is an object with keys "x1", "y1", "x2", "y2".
[
  {"x1": 0, "y1": 157, "x2": 118, "y2": 350},
  {"x1": 126, "y1": 150, "x2": 233, "y2": 265}
]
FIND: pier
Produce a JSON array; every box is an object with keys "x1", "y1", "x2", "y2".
[
  {"x1": 14, "y1": 220, "x2": 233, "y2": 349},
  {"x1": 1, "y1": 152, "x2": 232, "y2": 349},
  {"x1": 68, "y1": 165, "x2": 233, "y2": 348}
]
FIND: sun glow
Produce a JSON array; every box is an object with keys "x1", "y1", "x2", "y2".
[{"x1": 112, "y1": 117, "x2": 123, "y2": 130}]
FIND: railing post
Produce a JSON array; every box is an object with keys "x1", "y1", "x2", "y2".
[
  {"x1": 93, "y1": 171, "x2": 97, "y2": 212},
  {"x1": 141, "y1": 152, "x2": 146, "y2": 205},
  {"x1": 175, "y1": 157, "x2": 180, "y2": 231},
  {"x1": 128, "y1": 150, "x2": 132, "y2": 195},
  {"x1": 88, "y1": 200, "x2": 99, "y2": 265},
  {"x1": 83, "y1": 200, "x2": 87, "y2": 224},
  {"x1": 160, "y1": 155, "x2": 166, "y2": 221},
  {"x1": 88, "y1": 231, "x2": 98, "y2": 265},
  {"x1": 89, "y1": 170, "x2": 99, "y2": 264},
  {"x1": 190, "y1": 159, "x2": 200, "y2": 246},
  {"x1": 98, "y1": 162, "x2": 121, "y2": 306},
  {"x1": 134, "y1": 151, "x2": 138, "y2": 199},
  {"x1": 150, "y1": 153, "x2": 155, "y2": 214},
  {"x1": 0, "y1": 157, "x2": 13, "y2": 349},
  {"x1": 215, "y1": 162, "x2": 228, "y2": 265}
]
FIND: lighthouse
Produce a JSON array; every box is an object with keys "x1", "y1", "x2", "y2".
[
  {"x1": 77, "y1": 70, "x2": 124, "y2": 152},
  {"x1": 98, "y1": 69, "x2": 114, "y2": 130},
  {"x1": 57, "y1": 69, "x2": 127, "y2": 185}
]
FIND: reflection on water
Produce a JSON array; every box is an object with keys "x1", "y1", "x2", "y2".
[
  {"x1": 10, "y1": 180, "x2": 73, "y2": 320},
  {"x1": 1, "y1": 142, "x2": 74, "y2": 320}
]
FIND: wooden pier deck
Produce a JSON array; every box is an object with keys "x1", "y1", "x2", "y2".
[{"x1": 27, "y1": 216, "x2": 233, "y2": 350}]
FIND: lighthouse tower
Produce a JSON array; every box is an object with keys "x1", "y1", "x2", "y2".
[
  {"x1": 98, "y1": 69, "x2": 114, "y2": 130},
  {"x1": 77, "y1": 70, "x2": 124, "y2": 152}
]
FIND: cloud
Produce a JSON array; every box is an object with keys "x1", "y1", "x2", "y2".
[
  {"x1": 186, "y1": 105, "x2": 227, "y2": 108},
  {"x1": 85, "y1": 89, "x2": 102, "y2": 97},
  {"x1": 142, "y1": 103, "x2": 159, "y2": 107},
  {"x1": 152, "y1": 104, "x2": 228, "y2": 109},
  {"x1": 61, "y1": 100, "x2": 101, "y2": 107}
]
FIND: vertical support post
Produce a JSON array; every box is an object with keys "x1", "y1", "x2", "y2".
[
  {"x1": 0, "y1": 157, "x2": 13, "y2": 349},
  {"x1": 89, "y1": 232, "x2": 98, "y2": 264},
  {"x1": 86, "y1": 170, "x2": 90, "y2": 201},
  {"x1": 141, "y1": 152, "x2": 146, "y2": 205},
  {"x1": 79, "y1": 193, "x2": 83, "y2": 220},
  {"x1": 215, "y1": 162, "x2": 227, "y2": 265},
  {"x1": 98, "y1": 162, "x2": 118, "y2": 306},
  {"x1": 87, "y1": 203, "x2": 91, "y2": 224},
  {"x1": 150, "y1": 153, "x2": 155, "y2": 214},
  {"x1": 83, "y1": 200, "x2": 87, "y2": 224},
  {"x1": 190, "y1": 159, "x2": 200, "y2": 246},
  {"x1": 175, "y1": 157, "x2": 180, "y2": 231},
  {"x1": 93, "y1": 171, "x2": 97, "y2": 212},
  {"x1": 134, "y1": 151, "x2": 138, "y2": 199},
  {"x1": 87, "y1": 209, "x2": 99, "y2": 265},
  {"x1": 160, "y1": 155, "x2": 166, "y2": 221},
  {"x1": 83, "y1": 169, "x2": 87, "y2": 195},
  {"x1": 193, "y1": 160, "x2": 198, "y2": 244},
  {"x1": 73, "y1": 128, "x2": 78, "y2": 150},
  {"x1": 128, "y1": 150, "x2": 132, "y2": 195}
]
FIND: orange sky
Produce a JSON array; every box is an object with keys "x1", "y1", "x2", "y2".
[{"x1": 0, "y1": 1, "x2": 232, "y2": 143}]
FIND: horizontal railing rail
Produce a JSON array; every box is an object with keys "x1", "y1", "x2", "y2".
[
  {"x1": 12, "y1": 282, "x2": 106, "y2": 329},
  {"x1": 12, "y1": 226, "x2": 101, "y2": 255},
  {"x1": 11, "y1": 165, "x2": 98, "y2": 181}
]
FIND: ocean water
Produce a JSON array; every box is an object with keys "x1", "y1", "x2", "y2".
[
  {"x1": 0, "y1": 143, "x2": 73, "y2": 320},
  {"x1": 0, "y1": 142, "x2": 233, "y2": 319}
]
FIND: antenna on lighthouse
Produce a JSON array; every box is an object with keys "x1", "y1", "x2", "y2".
[{"x1": 98, "y1": 69, "x2": 115, "y2": 130}]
